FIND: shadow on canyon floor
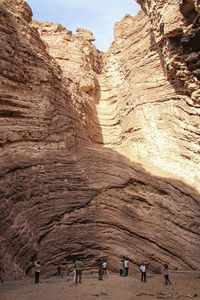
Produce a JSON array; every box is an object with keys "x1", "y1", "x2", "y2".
[{"x1": 0, "y1": 4, "x2": 200, "y2": 282}]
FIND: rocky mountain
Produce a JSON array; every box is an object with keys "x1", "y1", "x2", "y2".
[{"x1": 0, "y1": 0, "x2": 199, "y2": 280}]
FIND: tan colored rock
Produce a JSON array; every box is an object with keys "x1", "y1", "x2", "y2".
[
  {"x1": 0, "y1": 0, "x2": 200, "y2": 282},
  {"x1": 0, "y1": 0, "x2": 32, "y2": 22},
  {"x1": 194, "y1": 0, "x2": 200, "y2": 13},
  {"x1": 137, "y1": 0, "x2": 200, "y2": 99},
  {"x1": 76, "y1": 28, "x2": 95, "y2": 42}
]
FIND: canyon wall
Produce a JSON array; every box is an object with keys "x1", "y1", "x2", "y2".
[{"x1": 0, "y1": 0, "x2": 199, "y2": 281}]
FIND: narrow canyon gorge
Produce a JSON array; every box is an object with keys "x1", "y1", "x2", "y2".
[{"x1": 0, "y1": 0, "x2": 200, "y2": 281}]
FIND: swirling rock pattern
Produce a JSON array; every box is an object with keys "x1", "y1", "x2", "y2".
[{"x1": 0, "y1": 0, "x2": 199, "y2": 280}]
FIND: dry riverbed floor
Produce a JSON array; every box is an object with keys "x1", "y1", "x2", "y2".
[{"x1": 0, "y1": 271, "x2": 200, "y2": 300}]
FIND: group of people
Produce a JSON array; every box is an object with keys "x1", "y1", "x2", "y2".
[
  {"x1": 58, "y1": 258, "x2": 107, "y2": 283},
  {"x1": 34, "y1": 259, "x2": 171, "y2": 286},
  {"x1": 139, "y1": 263, "x2": 171, "y2": 285},
  {"x1": 120, "y1": 258, "x2": 129, "y2": 276},
  {"x1": 57, "y1": 258, "x2": 84, "y2": 284},
  {"x1": 98, "y1": 260, "x2": 107, "y2": 280}
]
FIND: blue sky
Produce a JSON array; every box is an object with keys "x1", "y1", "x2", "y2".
[{"x1": 25, "y1": 0, "x2": 140, "y2": 52}]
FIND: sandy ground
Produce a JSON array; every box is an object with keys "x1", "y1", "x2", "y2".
[{"x1": 0, "y1": 271, "x2": 200, "y2": 300}]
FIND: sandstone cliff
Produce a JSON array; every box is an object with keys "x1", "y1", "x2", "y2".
[{"x1": 0, "y1": 0, "x2": 199, "y2": 281}]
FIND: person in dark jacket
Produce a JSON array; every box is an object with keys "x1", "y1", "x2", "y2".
[
  {"x1": 98, "y1": 260, "x2": 103, "y2": 280},
  {"x1": 57, "y1": 265, "x2": 63, "y2": 278}
]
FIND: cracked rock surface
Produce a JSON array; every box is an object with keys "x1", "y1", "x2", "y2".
[{"x1": 0, "y1": 0, "x2": 200, "y2": 280}]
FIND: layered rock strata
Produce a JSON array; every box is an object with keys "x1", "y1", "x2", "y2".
[
  {"x1": 137, "y1": 0, "x2": 200, "y2": 99},
  {"x1": 0, "y1": 0, "x2": 199, "y2": 281}
]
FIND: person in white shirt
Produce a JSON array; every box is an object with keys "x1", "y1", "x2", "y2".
[
  {"x1": 34, "y1": 261, "x2": 41, "y2": 284},
  {"x1": 140, "y1": 264, "x2": 146, "y2": 282},
  {"x1": 102, "y1": 261, "x2": 107, "y2": 275},
  {"x1": 124, "y1": 258, "x2": 129, "y2": 276}
]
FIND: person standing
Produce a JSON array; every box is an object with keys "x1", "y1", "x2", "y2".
[
  {"x1": 98, "y1": 260, "x2": 104, "y2": 280},
  {"x1": 140, "y1": 264, "x2": 146, "y2": 282},
  {"x1": 57, "y1": 265, "x2": 63, "y2": 278},
  {"x1": 73, "y1": 262, "x2": 76, "y2": 284},
  {"x1": 163, "y1": 264, "x2": 171, "y2": 285},
  {"x1": 120, "y1": 260, "x2": 124, "y2": 276},
  {"x1": 102, "y1": 260, "x2": 107, "y2": 276},
  {"x1": 74, "y1": 258, "x2": 83, "y2": 284},
  {"x1": 124, "y1": 258, "x2": 129, "y2": 276},
  {"x1": 0, "y1": 263, "x2": 4, "y2": 283},
  {"x1": 34, "y1": 261, "x2": 41, "y2": 284}
]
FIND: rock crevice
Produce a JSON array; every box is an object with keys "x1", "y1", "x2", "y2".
[{"x1": 0, "y1": 0, "x2": 200, "y2": 280}]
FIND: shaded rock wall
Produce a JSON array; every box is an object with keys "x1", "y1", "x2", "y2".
[
  {"x1": 0, "y1": 0, "x2": 200, "y2": 281},
  {"x1": 137, "y1": 0, "x2": 200, "y2": 99}
]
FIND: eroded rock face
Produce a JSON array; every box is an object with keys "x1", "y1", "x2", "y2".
[
  {"x1": 0, "y1": 0, "x2": 32, "y2": 22},
  {"x1": 0, "y1": 0, "x2": 200, "y2": 281},
  {"x1": 137, "y1": 0, "x2": 200, "y2": 99},
  {"x1": 76, "y1": 28, "x2": 95, "y2": 42}
]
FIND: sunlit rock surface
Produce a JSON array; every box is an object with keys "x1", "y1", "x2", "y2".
[{"x1": 0, "y1": 0, "x2": 199, "y2": 281}]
